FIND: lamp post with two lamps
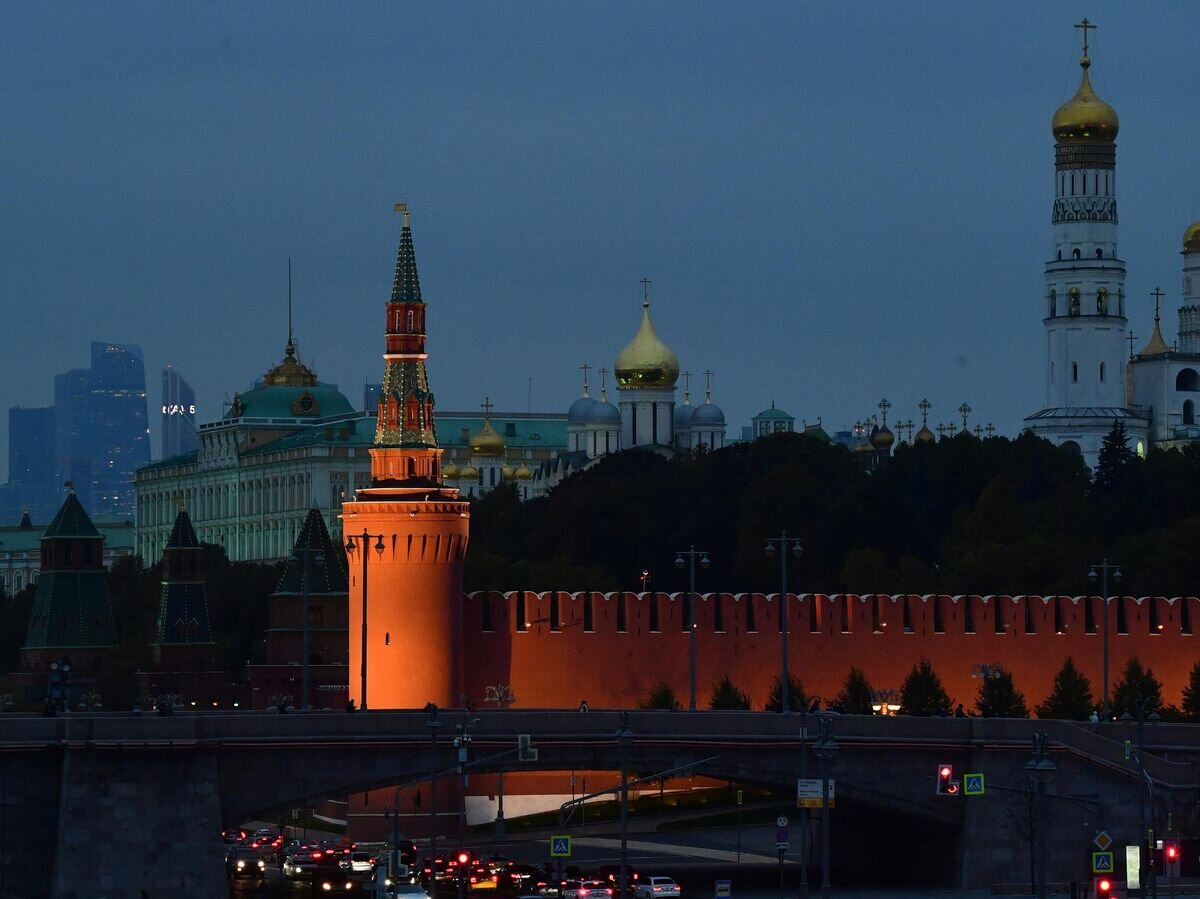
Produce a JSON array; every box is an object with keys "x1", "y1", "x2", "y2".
[
  {"x1": 764, "y1": 533, "x2": 803, "y2": 712},
  {"x1": 1123, "y1": 695, "x2": 1161, "y2": 898},
  {"x1": 287, "y1": 545, "x2": 325, "y2": 710},
  {"x1": 1088, "y1": 560, "x2": 1123, "y2": 718},
  {"x1": 1025, "y1": 733, "x2": 1057, "y2": 899},
  {"x1": 345, "y1": 529, "x2": 386, "y2": 710},
  {"x1": 674, "y1": 546, "x2": 710, "y2": 711},
  {"x1": 812, "y1": 715, "x2": 838, "y2": 899}
]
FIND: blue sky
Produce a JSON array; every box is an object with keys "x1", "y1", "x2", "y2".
[{"x1": 2, "y1": 1, "x2": 1198, "y2": 473}]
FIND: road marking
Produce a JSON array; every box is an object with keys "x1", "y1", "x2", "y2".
[{"x1": 572, "y1": 838, "x2": 781, "y2": 864}]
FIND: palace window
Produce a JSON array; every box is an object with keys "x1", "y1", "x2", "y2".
[
  {"x1": 1049, "y1": 289, "x2": 1056, "y2": 318},
  {"x1": 1073, "y1": 248, "x2": 1082, "y2": 260},
  {"x1": 1072, "y1": 362, "x2": 1079, "y2": 383},
  {"x1": 1069, "y1": 288, "x2": 1081, "y2": 315},
  {"x1": 1097, "y1": 287, "x2": 1108, "y2": 315},
  {"x1": 1100, "y1": 362, "x2": 1106, "y2": 383}
]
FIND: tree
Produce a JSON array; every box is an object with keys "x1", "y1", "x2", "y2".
[
  {"x1": 636, "y1": 682, "x2": 678, "y2": 710},
  {"x1": 1111, "y1": 656, "x2": 1163, "y2": 719},
  {"x1": 1093, "y1": 418, "x2": 1136, "y2": 497},
  {"x1": 974, "y1": 665, "x2": 1029, "y2": 718},
  {"x1": 763, "y1": 673, "x2": 806, "y2": 712},
  {"x1": 1180, "y1": 660, "x2": 1200, "y2": 722},
  {"x1": 1035, "y1": 657, "x2": 1094, "y2": 720},
  {"x1": 835, "y1": 667, "x2": 873, "y2": 715},
  {"x1": 708, "y1": 675, "x2": 751, "y2": 710},
  {"x1": 899, "y1": 658, "x2": 951, "y2": 716}
]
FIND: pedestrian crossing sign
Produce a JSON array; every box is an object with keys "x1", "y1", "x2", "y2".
[
  {"x1": 551, "y1": 836, "x2": 572, "y2": 858},
  {"x1": 1092, "y1": 851, "x2": 1114, "y2": 873},
  {"x1": 963, "y1": 773, "x2": 985, "y2": 796}
]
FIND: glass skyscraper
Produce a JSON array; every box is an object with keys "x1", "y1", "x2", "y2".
[
  {"x1": 88, "y1": 342, "x2": 150, "y2": 518},
  {"x1": 161, "y1": 365, "x2": 198, "y2": 459}
]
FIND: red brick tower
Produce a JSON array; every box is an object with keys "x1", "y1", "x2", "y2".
[{"x1": 343, "y1": 205, "x2": 470, "y2": 709}]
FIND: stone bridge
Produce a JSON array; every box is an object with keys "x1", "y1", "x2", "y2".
[{"x1": 8, "y1": 710, "x2": 1200, "y2": 898}]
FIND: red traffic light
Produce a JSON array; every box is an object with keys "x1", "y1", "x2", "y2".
[
  {"x1": 1096, "y1": 877, "x2": 1112, "y2": 897},
  {"x1": 458, "y1": 852, "x2": 469, "y2": 864},
  {"x1": 1167, "y1": 844, "x2": 1179, "y2": 861},
  {"x1": 939, "y1": 766, "x2": 952, "y2": 779}
]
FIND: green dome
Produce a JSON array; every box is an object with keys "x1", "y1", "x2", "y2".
[{"x1": 226, "y1": 384, "x2": 354, "y2": 420}]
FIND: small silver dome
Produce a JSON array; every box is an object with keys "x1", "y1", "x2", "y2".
[
  {"x1": 674, "y1": 403, "x2": 695, "y2": 430},
  {"x1": 691, "y1": 402, "x2": 726, "y2": 426},
  {"x1": 568, "y1": 396, "x2": 599, "y2": 424},
  {"x1": 593, "y1": 400, "x2": 621, "y2": 425}
]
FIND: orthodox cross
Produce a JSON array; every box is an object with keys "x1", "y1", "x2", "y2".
[
  {"x1": 958, "y1": 402, "x2": 972, "y2": 431},
  {"x1": 918, "y1": 398, "x2": 931, "y2": 426},
  {"x1": 985, "y1": 423, "x2": 996, "y2": 438},
  {"x1": 878, "y1": 398, "x2": 891, "y2": 427},
  {"x1": 1074, "y1": 18, "x2": 1096, "y2": 57},
  {"x1": 681, "y1": 371, "x2": 692, "y2": 402},
  {"x1": 598, "y1": 367, "x2": 610, "y2": 400},
  {"x1": 1127, "y1": 330, "x2": 1137, "y2": 359},
  {"x1": 936, "y1": 423, "x2": 949, "y2": 438},
  {"x1": 703, "y1": 370, "x2": 713, "y2": 401},
  {"x1": 480, "y1": 397, "x2": 494, "y2": 419},
  {"x1": 640, "y1": 277, "x2": 652, "y2": 305},
  {"x1": 580, "y1": 363, "x2": 591, "y2": 396},
  {"x1": 897, "y1": 419, "x2": 914, "y2": 443},
  {"x1": 1152, "y1": 287, "x2": 1165, "y2": 323},
  {"x1": 973, "y1": 425, "x2": 984, "y2": 438}
]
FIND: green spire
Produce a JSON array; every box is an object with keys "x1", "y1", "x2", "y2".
[{"x1": 390, "y1": 204, "x2": 423, "y2": 304}]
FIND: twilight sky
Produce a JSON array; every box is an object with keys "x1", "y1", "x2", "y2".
[{"x1": 2, "y1": 1, "x2": 1198, "y2": 475}]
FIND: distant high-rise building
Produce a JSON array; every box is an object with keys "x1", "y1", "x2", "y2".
[
  {"x1": 2, "y1": 406, "x2": 58, "y2": 523},
  {"x1": 161, "y1": 366, "x2": 198, "y2": 459},
  {"x1": 363, "y1": 382, "x2": 382, "y2": 413},
  {"x1": 53, "y1": 368, "x2": 93, "y2": 508},
  {"x1": 88, "y1": 342, "x2": 150, "y2": 519}
]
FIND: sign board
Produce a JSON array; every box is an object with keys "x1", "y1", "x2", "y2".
[
  {"x1": 550, "y1": 836, "x2": 571, "y2": 858},
  {"x1": 1125, "y1": 845, "x2": 1141, "y2": 889},
  {"x1": 776, "y1": 815, "x2": 789, "y2": 828},
  {"x1": 714, "y1": 882, "x2": 731, "y2": 899},
  {"x1": 1091, "y1": 851, "x2": 1114, "y2": 874},
  {"x1": 1093, "y1": 830, "x2": 1112, "y2": 851},
  {"x1": 797, "y1": 778, "x2": 835, "y2": 809},
  {"x1": 963, "y1": 773, "x2": 985, "y2": 796}
]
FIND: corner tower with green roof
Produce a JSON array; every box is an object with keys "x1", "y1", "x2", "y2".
[{"x1": 20, "y1": 485, "x2": 118, "y2": 672}]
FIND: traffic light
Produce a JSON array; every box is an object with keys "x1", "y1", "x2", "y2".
[
  {"x1": 1166, "y1": 843, "x2": 1180, "y2": 877},
  {"x1": 1094, "y1": 876, "x2": 1113, "y2": 898},
  {"x1": 458, "y1": 852, "x2": 470, "y2": 865},
  {"x1": 936, "y1": 764, "x2": 959, "y2": 796}
]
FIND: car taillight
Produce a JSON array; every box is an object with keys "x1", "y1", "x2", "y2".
[
  {"x1": 314, "y1": 852, "x2": 323, "y2": 859},
  {"x1": 606, "y1": 890, "x2": 614, "y2": 896}
]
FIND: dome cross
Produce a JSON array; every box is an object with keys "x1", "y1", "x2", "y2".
[
  {"x1": 1127, "y1": 330, "x2": 1137, "y2": 359},
  {"x1": 480, "y1": 397, "x2": 494, "y2": 419},
  {"x1": 703, "y1": 370, "x2": 714, "y2": 403},
  {"x1": 598, "y1": 368, "x2": 610, "y2": 402},
  {"x1": 640, "y1": 277, "x2": 652, "y2": 308},
  {"x1": 1074, "y1": 18, "x2": 1096, "y2": 58},
  {"x1": 580, "y1": 363, "x2": 591, "y2": 397},
  {"x1": 877, "y1": 398, "x2": 891, "y2": 427},
  {"x1": 918, "y1": 398, "x2": 931, "y2": 426},
  {"x1": 682, "y1": 371, "x2": 692, "y2": 403},
  {"x1": 1152, "y1": 287, "x2": 1165, "y2": 323},
  {"x1": 958, "y1": 403, "x2": 972, "y2": 431}
]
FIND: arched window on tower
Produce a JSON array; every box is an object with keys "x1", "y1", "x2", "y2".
[
  {"x1": 1095, "y1": 248, "x2": 1104, "y2": 259},
  {"x1": 1072, "y1": 362, "x2": 1079, "y2": 383},
  {"x1": 1184, "y1": 400, "x2": 1196, "y2": 426},
  {"x1": 1176, "y1": 369, "x2": 1200, "y2": 391},
  {"x1": 1073, "y1": 248, "x2": 1082, "y2": 260},
  {"x1": 1100, "y1": 362, "x2": 1106, "y2": 383},
  {"x1": 1069, "y1": 288, "x2": 1081, "y2": 316},
  {"x1": 1097, "y1": 287, "x2": 1108, "y2": 315},
  {"x1": 1057, "y1": 250, "x2": 1063, "y2": 260}
]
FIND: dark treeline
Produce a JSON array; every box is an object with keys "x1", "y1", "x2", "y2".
[{"x1": 466, "y1": 422, "x2": 1200, "y2": 597}]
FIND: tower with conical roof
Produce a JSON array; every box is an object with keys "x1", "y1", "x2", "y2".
[
  {"x1": 1025, "y1": 19, "x2": 1148, "y2": 465},
  {"x1": 20, "y1": 485, "x2": 117, "y2": 673},
  {"x1": 615, "y1": 280, "x2": 680, "y2": 449},
  {"x1": 152, "y1": 503, "x2": 217, "y2": 671},
  {"x1": 341, "y1": 205, "x2": 470, "y2": 709}
]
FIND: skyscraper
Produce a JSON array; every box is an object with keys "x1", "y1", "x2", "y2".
[
  {"x1": 53, "y1": 368, "x2": 93, "y2": 509},
  {"x1": 3, "y1": 406, "x2": 57, "y2": 522},
  {"x1": 88, "y1": 342, "x2": 151, "y2": 519},
  {"x1": 161, "y1": 365, "x2": 198, "y2": 459}
]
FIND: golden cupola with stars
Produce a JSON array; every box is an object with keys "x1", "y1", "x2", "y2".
[{"x1": 1051, "y1": 20, "x2": 1118, "y2": 143}]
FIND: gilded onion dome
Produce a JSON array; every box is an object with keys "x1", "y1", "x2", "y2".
[
  {"x1": 469, "y1": 419, "x2": 506, "y2": 456},
  {"x1": 1051, "y1": 56, "x2": 1118, "y2": 143},
  {"x1": 1184, "y1": 221, "x2": 1200, "y2": 253},
  {"x1": 915, "y1": 424, "x2": 936, "y2": 444},
  {"x1": 459, "y1": 464, "x2": 479, "y2": 480},
  {"x1": 615, "y1": 299, "x2": 680, "y2": 389},
  {"x1": 501, "y1": 464, "x2": 515, "y2": 480},
  {"x1": 515, "y1": 464, "x2": 534, "y2": 480},
  {"x1": 263, "y1": 338, "x2": 319, "y2": 387},
  {"x1": 871, "y1": 424, "x2": 895, "y2": 450},
  {"x1": 442, "y1": 461, "x2": 460, "y2": 479}
]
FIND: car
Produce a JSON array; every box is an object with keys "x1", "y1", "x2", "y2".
[
  {"x1": 467, "y1": 865, "x2": 499, "y2": 891},
  {"x1": 635, "y1": 878, "x2": 680, "y2": 899},
  {"x1": 578, "y1": 881, "x2": 612, "y2": 899},
  {"x1": 222, "y1": 827, "x2": 247, "y2": 845},
  {"x1": 226, "y1": 846, "x2": 267, "y2": 880},
  {"x1": 497, "y1": 864, "x2": 537, "y2": 891},
  {"x1": 384, "y1": 883, "x2": 431, "y2": 898},
  {"x1": 533, "y1": 876, "x2": 560, "y2": 896},
  {"x1": 561, "y1": 880, "x2": 584, "y2": 899},
  {"x1": 485, "y1": 855, "x2": 512, "y2": 873},
  {"x1": 315, "y1": 875, "x2": 359, "y2": 892},
  {"x1": 283, "y1": 847, "x2": 325, "y2": 880},
  {"x1": 594, "y1": 866, "x2": 640, "y2": 891},
  {"x1": 340, "y1": 851, "x2": 378, "y2": 874}
]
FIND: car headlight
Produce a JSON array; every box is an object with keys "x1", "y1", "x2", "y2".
[
  {"x1": 237, "y1": 860, "x2": 245, "y2": 869},
  {"x1": 258, "y1": 860, "x2": 266, "y2": 869},
  {"x1": 323, "y1": 883, "x2": 333, "y2": 892}
]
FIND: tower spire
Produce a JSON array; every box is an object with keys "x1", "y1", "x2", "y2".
[
  {"x1": 287, "y1": 257, "x2": 294, "y2": 355},
  {"x1": 391, "y1": 202, "x2": 422, "y2": 304}
]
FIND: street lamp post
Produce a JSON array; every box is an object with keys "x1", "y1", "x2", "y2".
[
  {"x1": 287, "y1": 547, "x2": 325, "y2": 710},
  {"x1": 484, "y1": 684, "x2": 516, "y2": 835},
  {"x1": 1123, "y1": 696, "x2": 1161, "y2": 899},
  {"x1": 617, "y1": 712, "x2": 633, "y2": 899},
  {"x1": 454, "y1": 709, "x2": 478, "y2": 899},
  {"x1": 764, "y1": 533, "x2": 803, "y2": 713},
  {"x1": 674, "y1": 547, "x2": 710, "y2": 711},
  {"x1": 811, "y1": 715, "x2": 838, "y2": 899},
  {"x1": 427, "y1": 705, "x2": 440, "y2": 867},
  {"x1": 1088, "y1": 560, "x2": 1123, "y2": 718},
  {"x1": 1025, "y1": 732, "x2": 1058, "y2": 899},
  {"x1": 345, "y1": 530, "x2": 386, "y2": 710}
]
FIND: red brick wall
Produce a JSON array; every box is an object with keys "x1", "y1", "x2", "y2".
[{"x1": 462, "y1": 591, "x2": 1199, "y2": 712}]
